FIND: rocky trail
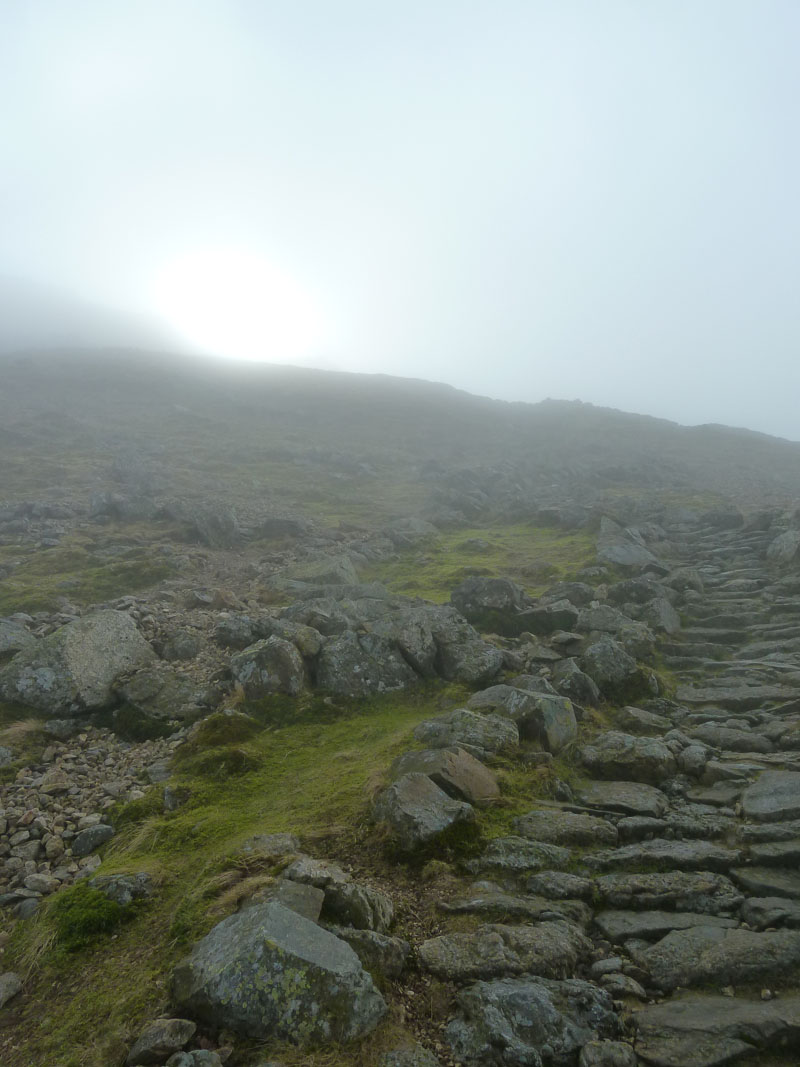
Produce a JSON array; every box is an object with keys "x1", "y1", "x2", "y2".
[{"x1": 2, "y1": 501, "x2": 800, "y2": 1067}]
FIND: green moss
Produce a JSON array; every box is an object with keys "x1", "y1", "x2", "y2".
[{"x1": 49, "y1": 884, "x2": 141, "y2": 953}]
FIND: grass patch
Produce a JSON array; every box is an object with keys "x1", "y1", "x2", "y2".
[
  {"x1": 363, "y1": 523, "x2": 596, "y2": 603},
  {"x1": 2, "y1": 684, "x2": 466, "y2": 1067},
  {"x1": 49, "y1": 883, "x2": 143, "y2": 954}
]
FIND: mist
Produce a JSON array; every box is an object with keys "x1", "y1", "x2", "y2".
[{"x1": 2, "y1": 0, "x2": 799, "y2": 438}]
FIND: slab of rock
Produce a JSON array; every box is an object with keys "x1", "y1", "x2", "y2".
[
  {"x1": 576, "y1": 779, "x2": 670, "y2": 818},
  {"x1": 741, "y1": 896, "x2": 800, "y2": 930},
  {"x1": 391, "y1": 746, "x2": 500, "y2": 807},
  {"x1": 594, "y1": 872, "x2": 743, "y2": 914},
  {"x1": 378, "y1": 1045, "x2": 442, "y2": 1067},
  {"x1": 171, "y1": 901, "x2": 386, "y2": 1044},
  {"x1": 675, "y1": 684, "x2": 792, "y2": 712},
  {"x1": 550, "y1": 657, "x2": 602, "y2": 706},
  {"x1": 441, "y1": 886, "x2": 591, "y2": 928},
  {"x1": 372, "y1": 773, "x2": 475, "y2": 850},
  {"x1": 419, "y1": 920, "x2": 591, "y2": 981},
  {"x1": 513, "y1": 808, "x2": 618, "y2": 847},
  {"x1": 690, "y1": 724, "x2": 772, "y2": 754},
  {"x1": 526, "y1": 871, "x2": 596, "y2": 901},
  {"x1": 325, "y1": 927, "x2": 410, "y2": 979},
  {"x1": 413, "y1": 708, "x2": 519, "y2": 758},
  {"x1": 581, "y1": 731, "x2": 677, "y2": 783},
  {"x1": 580, "y1": 636, "x2": 652, "y2": 703},
  {"x1": 229, "y1": 636, "x2": 307, "y2": 698},
  {"x1": 466, "y1": 836, "x2": 570, "y2": 875},
  {"x1": 741, "y1": 770, "x2": 800, "y2": 823},
  {"x1": 640, "y1": 925, "x2": 800, "y2": 991},
  {"x1": 0, "y1": 618, "x2": 36, "y2": 660},
  {"x1": 321, "y1": 880, "x2": 394, "y2": 933},
  {"x1": 594, "y1": 910, "x2": 739, "y2": 943},
  {"x1": 585, "y1": 840, "x2": 741, "y2": 874},
  {"x1": 633, "y1": 993, "x2": 800, "y2": 1067},
  {"x1": 126, "y1": 1018, "x2": 196, "y2": 1066},
  {"x1": 615, "y1": 705, "x2": 671, "y2": 735},
  {"x1": 0, "y1": 610, "x2": 155, "y2": 714},
  {"x1": 116, "y1": 662, "x2": 206, "y2": 721},
  {"x1": 730, "y1": 866, "x2": 800, "y2": 899},
  {"x1": 446, "y1": 977, "x2": 619, "y2": 1067}
]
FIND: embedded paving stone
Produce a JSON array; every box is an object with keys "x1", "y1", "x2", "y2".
[
  {"x1": 689, "y1": 724, "x2": 773, "y2": 754},
  {"x1": 440, "y1": 886, "x2": 592, "y2": 928},
  {"x1": 413, "y1": 708, "x2": 519, "y2": 758},
  {"x1": 584, "y1": 840, "x2": 742, "y2": 874},
  {"x1": 445, "y1": 977, "x2": 619, "y2": 1067},
  {"x1": 614, "y1": 705, "x2": 672, "y2": 735},
  {"x1": 633, "y1": 994, "x2": 800, "y2": 1067},
  {"x1": 741, "y1": 770, "x2": 800, "y2": 822},
  {"x1": 391, "y1": 746, "x2": 500, "y2": 807},
  {"x1": 513, "y1": 808, "x2": 618, "y2": 847},
  {"x1": 419, "y1": 921, "x2": 591, "y2": 981},
  {"x1": 639, "y1": 925, "x2": 800, "y2": 992},
  {"x1": 372, "y1": 772, "x2": 475, "y2": 850},
  {"x1": 580, "y1": 731, "x2": 677, "y2": 783},
  {"x1": 748, "y1": 840, "x2": 800, "y2": 867},
  {"x1": 171, "y1": 901, "x2": 386, "y2": 1044},
  {"x1": 594, "y1": 910, "x2": 739, "y2": 943},
  {"x1": 594, "y1": 872, "x2": 744, "y2": 914},
  {"x1": 740, "y1": 896, "x2": 800, "y2": 930},
  {"x1": 526, "y1": 871, "x2": 596, "y2": 902},
  {"x1": 675, "y1": 684, "x2": 793, "y2": 712},
  {"x1": 576, "y1": 780, "x2": 669, "y2": 818},
  {"x1": 730, "y1": 866, "x2": 800, "y2": 899},
  {"x1": 466, "y1": 836, "x2": 570, "y2": 875}
]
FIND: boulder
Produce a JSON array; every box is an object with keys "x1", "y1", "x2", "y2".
[
  {"x1": 0, "y1": 618, "x2": 36, "y2": 662},
  {"x1": 230, "y1": 636, "x2": 307, "y2": 697},
  {"x1": 372, "y1": 773, "x2": 476, "y2": 850},
  {"x1": 766, "y1": 529, "x2": 800, "y2": 566},
  {"x1": 171, "y1": 901, "x2": 386, "y2": 1044},
  {"x1": 468, "y1": 685, "x2": 577, "y2": 752},
  {"x1": 516, "y1": 600, "x2": 581, "y2": 637},
  {"x1": 0, "y1": 610, "x2": 155, "y2": 715},
  {"x1": 550, "y1": 658, "x2": 601, "y2": 706},
  {"x1": 445, "y1": 976, "x2": 618, "y2": 1067},
  {"x1": 0, "y1": 972, "x2": 22, "y2": 1009},
  {"x1": 326, "y1": 927, "x2": 411, "y2": 979},
  {"x1": 391, "y1": 747, "x2": 500, "y2": 807},
  {"x1": 115, "y1": 663, "x2": 206, "y2": 721},
  {"x1": 126, "y1": 1018, "x2": 196, "y2": 1066},
  {"x1": 450, "y1": 577, "x2": 533, "y2": 634},
  {"x1": 580, "y1": 636, "x2": 652, "y2": 703},
  {"x1": 420, "y1": 921, "x2": 591, "y2": 981},
  {"x1": 315, "y1": 632, "x2": 418, "y2": 697},
  {"x1": 413, "y1": 708, "x2": 519, "y2": 758}
]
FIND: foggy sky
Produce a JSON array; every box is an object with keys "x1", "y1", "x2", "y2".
[{"x1": 2, "y1": 1, "x2": 799, "y2": 439}]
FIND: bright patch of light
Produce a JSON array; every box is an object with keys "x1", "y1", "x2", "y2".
[{"x1": 152, "y1": 248, "x2": 325, "y2": 362}]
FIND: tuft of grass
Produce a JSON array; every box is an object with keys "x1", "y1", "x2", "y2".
[{"x1": 48, "y1": 883, "x2": 142, "y2": 953}]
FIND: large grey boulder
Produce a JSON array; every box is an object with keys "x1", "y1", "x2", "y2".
[
  {"x1": 427, "y1": 606, "x2": 504, "y2": 685},
  {"x1": 633, "y1": 994, "x2": 800, "y2": 1067},
  {"x1": 0, "y1": 610, "x2": 155, "y2": 714},
  {"x1": 230, "y1": 636, "x2": 307, "y2": 697},
  {"x1": 450, "y1": 577, "x2": 533, "y2": 634},
  {"x1": 391, "y1": 747, "x2": 500, "y2": 807},
  {"x1": 413, "y1": 708, "x2": 519, "y2": 759},
  {"x1": 741, "y1": 771, "x2": 800, "y2": 823},
  {"x1": 766, "y1": 529, "x2": 800, "y2": 566},
  {"x1": 580, "y1": 731, "x2": 677, "y2": 783},
  {"x1": 580, "y1": 636, "x2": 652, "y2": 703},
  {"x1": 115, "y1": 663, "x2": 206, "y2": 721},
  {"x1": 315, "y1": 631, "x2": 418, "y2": 697},
  {"x1": 597, "y1": 517, "x2": 660, "y2": 569},
  {"x1": 550, "y1": 658, "x2": 601, "y2": 706},
  {"x1": 372, "y1": 772, "x2": 475, "y2": 849},
  {"x1": 445, "y1": 977, "x2": 618, "y2": 1067},
  {"x1": 516, "y1": 600, "x2": 581, "y2": 637},
  {"x1": 468, "y1": 685, "x2": 577, "y2": 752},
  {"x1": 420, "y1": 921, "x2": 591, "y2": 982},
  {"x1": 171, "y1": 901, "x2": 386, "y2": 1044}
]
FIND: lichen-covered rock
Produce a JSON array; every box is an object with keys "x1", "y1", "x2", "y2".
[
  {"x1": 580, "y1": 635, "x2": 652, "y2": 704},
  {"x1": 230, "y1": 636, "x2": 307, "y2": 697},
  {"x1": 372, "y1": 773, "x2": 475, "y2": 850},
  {"x1": 741, "y1": 771, "x2": 800, "y2": 823},
  {"x1": 326, "y1": 927, "x2": 411, "y2": 979},
  {"x1": 115, "y1": 662, "x2": 206, "y2": 721},
  {"x1": 0, "y1": 618, "x2": 36, "y2": 661},
  {"x1": 445, "y1": 976, "x2": 618, "y2": 1066},
  {"x1": 315, "y1": 631, "x2": 418, "y2": 697},
  {"x1": 171, "y1": 901, "x2": 386, "y2": 1044},
  {"x1": 467, "y1": 685, "x2": 577, "y2": 752},
  {"x1": 413, "y1": 708, "x2": 519, "y2": 758},
  {"x1": 0, "y1": 610, "x2": 155, "y2": 715}
]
